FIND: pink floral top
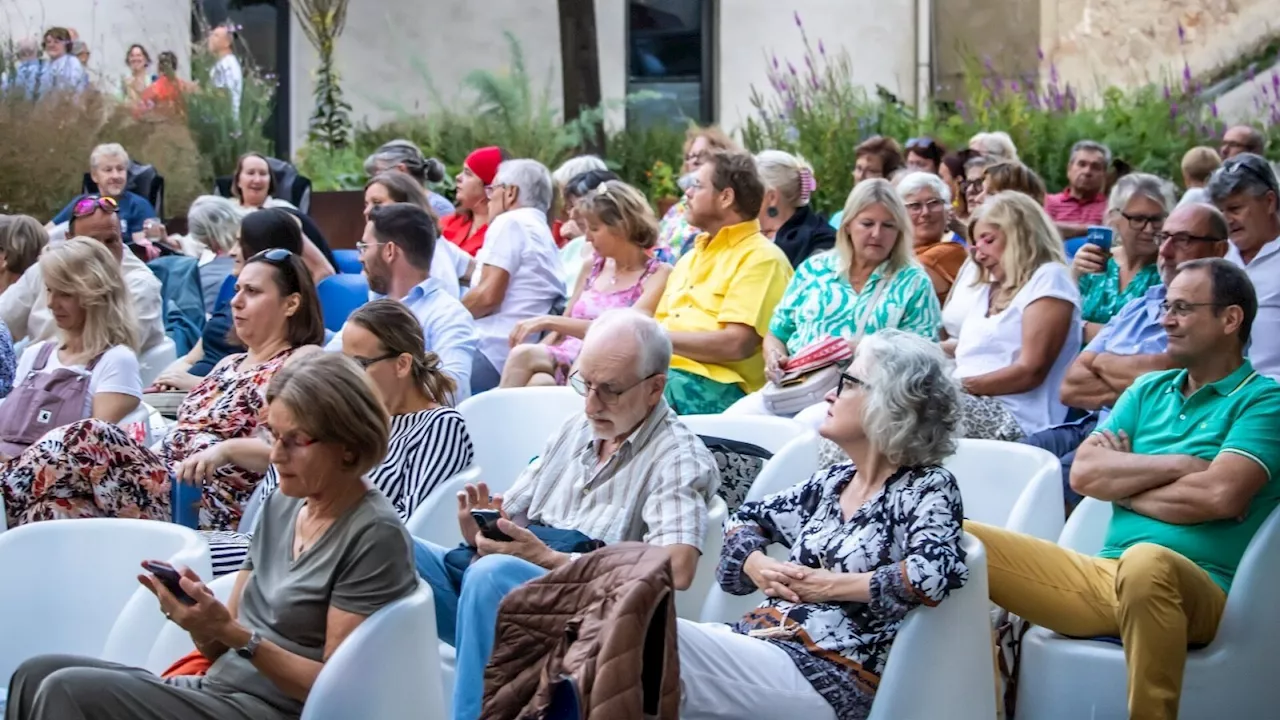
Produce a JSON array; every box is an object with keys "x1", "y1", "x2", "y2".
[
  {"x1": 546, "y1": 256, "x2": 663, "y2": 376},
  {"x1": 657, "y1": 198, "x2": 698, "y2": 261}
]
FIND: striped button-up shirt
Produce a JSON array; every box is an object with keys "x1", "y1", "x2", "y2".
[{"x1": 503, "y1": 399, "x2": 719, "y2": 548}]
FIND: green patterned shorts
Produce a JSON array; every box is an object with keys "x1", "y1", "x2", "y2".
[{"x1": 664, "y1": 368, "x2": 746, "y2": 415}]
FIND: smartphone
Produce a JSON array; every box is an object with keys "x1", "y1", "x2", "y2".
[
  {"x1": 142, "y1": 560, "x2": 198, "y2": 605},
  {"x1": 471, "y1": 509, "x2": 513, "y2": 542},
  {"x1": 1085, "y1": 226, "x2": 1114, "y2": 257}
]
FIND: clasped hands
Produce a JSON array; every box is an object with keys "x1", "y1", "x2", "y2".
[{"x1": 744, "y1": 550, "x2": 842, "y2": 604}]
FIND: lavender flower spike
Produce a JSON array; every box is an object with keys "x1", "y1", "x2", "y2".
[
  {"x1": 819, "y1": 39, "x2": 826, "y2": 56},
  {"x1": 1178, "y1": 22, "x2": 1186, "y2": 44},
  {"x1": 794, "y1": 10, "x2": 802, "y2": 27},
  {"x1": 1211, "y1": 102, "x2": 1219, "y2": 118}
]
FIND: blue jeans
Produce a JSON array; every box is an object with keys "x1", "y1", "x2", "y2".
[
  {"x1": 1020, "y1": 411, "x2": 1099, "y2": 509},
  {"x1": 413, "y1": 540, "x2": 547, "y2": 720}
]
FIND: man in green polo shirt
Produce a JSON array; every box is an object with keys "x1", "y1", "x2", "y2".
[{"x1": 966, "y1": 257, "x2": 1280, "y2": 720}]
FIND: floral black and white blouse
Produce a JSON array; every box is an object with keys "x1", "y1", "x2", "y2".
[{"x1": 716, "y1": 462, "x2": 968, "y2": 719}]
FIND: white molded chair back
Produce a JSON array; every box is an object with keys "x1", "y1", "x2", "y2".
[
  {"x1": 675, "y1": 495, "x2": 726, "y2": 620},
  {"x1": 1018, "y1": 500, "x2": 1280, "y2": 718},
  {"x1": 744, "y1": 433, "x2": 820, "y2": 503},
  {"x1": 0, "y1": 519, "x2": 211, "y2": 681},
  {"x1": 869, "y1": 533, "x2": 997, "y2": 719},
  {"x1": 302, "y1": 582, "x2": 444, "y2": 719},
  {"x1": 405, "y1": 467, "x2": 482, "y2": 548},
  {"x1": 141, "y1": 574, "x2": 240, "y2": 674},
  {"x1": 457, "y1": 387, "x2": 583, "y2": 494},
  {"x1": 943, "y1": 439, "x2": 1065, "y2": 541},
  {"x1": 139, "y1": 337, "x2": 178, "y2": 388},
  {"x1": 678, "y1": 414, "x2": 807, "y2": 453}
]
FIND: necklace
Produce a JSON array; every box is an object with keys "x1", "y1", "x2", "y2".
[
  {"x1": 607, "y1": 259, "x2": 645, "y2": 287},
  {"x1": 293, "y1": 504, "x2": 334, "y2": 557}
]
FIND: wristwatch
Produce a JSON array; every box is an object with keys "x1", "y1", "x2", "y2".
[
  {"x1": 567, "y1": 552, "x2": 583, "y2": 564},
  {"x1": 235, "y1": 630, "x2": 263, "y2": 659}
]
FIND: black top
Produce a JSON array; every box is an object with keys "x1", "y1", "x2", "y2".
[
  {"x1": 773, "y1": 205, "x2": 836, "y2": 267},
  {"x1": 190, "y1": 304, "x2": 243, "y2": 377},
  {"x1": 278, "y1": 206, "x2": 340, "y2": 273}
]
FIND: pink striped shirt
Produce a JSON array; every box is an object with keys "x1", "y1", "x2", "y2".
[{"x1": 1044, "y1": 189, "x2": 1107, "y2": 225}]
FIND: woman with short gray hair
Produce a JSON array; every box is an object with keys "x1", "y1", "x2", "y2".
[
  {"x1": 898, "y1": 171, "x2": 968, "y2": 305},
  {"x1": 680, "y1": 329, "x2": 968, "y2": 720},
  {"x1": 1070, "y1": 172, "x2": 1173, "y2": 341},
  {"x1": 185, "y1": 196, "x2": 247, "y2": 313}
]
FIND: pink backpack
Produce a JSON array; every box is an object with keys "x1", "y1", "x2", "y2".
[{"x1": 0, "y1": 343, "x2": 101, "y2": 457}]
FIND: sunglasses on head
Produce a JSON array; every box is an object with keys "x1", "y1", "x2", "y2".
[
  {"x1": 247, "y1": 248, "x2": 302, "y2": 291},
  {"x1": 72, "y1": 195, "x2": 119, "y2": 218},
  {"x1": 906, "y1": 137, "x2": 936, "y2": 150}
]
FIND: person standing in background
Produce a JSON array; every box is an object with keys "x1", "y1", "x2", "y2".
[{"x1": 207, "y1": 24, "x2": 242, "y2": 114}]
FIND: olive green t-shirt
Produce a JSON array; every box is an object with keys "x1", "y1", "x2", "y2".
[{"x1": 203, "y1": 488, "x2": 418, "y2": 715}]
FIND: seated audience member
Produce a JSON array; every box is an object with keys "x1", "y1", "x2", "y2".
[
  {"x1": 756, "y1": 150, "x2": 833, "y2": 267},
  {"x1": 968, "y1": 130, "x2": 1019, "y2": 161},
  {"x1": 939, "y1": 149, "x2": 980, "y2": 222},
  {"x1": 2, "y1": 196, "x2": 164, "y2": 352},
  {"x1": 1207, "y1": 153, "x2": 1280, "y2": 379},
  {"x1": 199, "y1": 299, "x2": 474, "y2": 574},
  {"x1": 690, "y1": 331, "x2": 967, "y2": 720},
  {"x1": 414, "y1": 309, "x2": 718, "y2": 720},
  {"x1": 7, "y1": 353, "x2": 418, "y2": 720},
  {"x1": 1220, "y1": 124, "x2": 1267, "y2": 160},
  {"x1": 0, "y1": 239, "x2": 142, "y2": 524},
  {"x1": 973, "y1": 160, "x2": 1048, "y2": 208},
  {"x1": 462, "y1": 159, "x2": 566, "y2": 393},
  {"x1": 1072, "y1": 173, "x2": 1173, "y2": 342},
  {"x1": 550, "y1": 154, "x2": 610, "y2": 250},
  {"x1": 1178, "y1": 146, "x2": 1222, "y2": 208},
  {"x1": 363, "y1": 170, "x2": 473, "y2": 297},
  {"x1": 0, "y1": 215, "x2": 48, "y2": 294},
  {"x1": 364, "y1": 138, "x2": 455, "y2": 218},
  {"x1": 1044, "y1": 140, "x2": 1111, "y2": 238},
  {"x1": 557, "y1": 168, "x2": 621, "y2": 288},
  {"x1": 149, "y1": 208, "x2": 314, "y2": 394},
  {"x1": 1025, "y1": 203, "x2": 1230, "y2": 508},
  {"x1": 898, "y1": 171, "x2": 968, "y2": 304},
  {"x1": 50, "y1": 144, "x2": 158, "y2": 238},
  {"x1": 501, "y1": 180, "x2": 671, "y2": 388},
  {"x1": 231, "y1": 152, "x2": 292, "y2": 211},
  {"x1": 181, "y1": 196, "x2": 244, "y2": 313},
  {"x1": 952, "y1": 191, "x2": 1081, "y2": 440},
  {"x1": 3, "y1": 251, "x2": 322, "y2": 529},
  {"x1": 659, "y1": 125, "x2": 739, "y2": 260},
  {"x1": 442, "y1": 146, "x2": 505, "y2": 256},
  {"x1": 968, "y1": 258, "x2": 1280, "y2": 720},
  {"x1": 904, "y1": 136, "x2": 946, "y2": 174},
  {"x1": 327, "y1": 203, "x2": 478, "y2": 399},
  {"x1": 854, "y1": 136, "x2": 904, "y2": 185},
  {"x1": 656, "y1": 149, "x2": 794, "y2": 414},
  {"x1": 728, "y1": 179, "x2": 941, "y2": 419}
]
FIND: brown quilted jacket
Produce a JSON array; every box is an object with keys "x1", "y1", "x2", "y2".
[{"x1": 481, "y1": 543, "x2": 680, "y2": 720}]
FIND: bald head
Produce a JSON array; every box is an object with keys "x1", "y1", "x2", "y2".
[
  {"x1": 1222, "y1": 126, "x2": 1266, "y2": 159},
  {"x1": 581, "y1": 308, "x2": 671, "y2": 381},
  {"x1": 1157, "y1": 203, "x2": 1230, "y2": 284}
]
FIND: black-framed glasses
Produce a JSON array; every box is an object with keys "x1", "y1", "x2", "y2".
[
  {"x1": 1120, "y1": 212, "x2": 1166, "y2": 231},
  {"x1": 1159, "y1": 300, "x2": 1228, "y2": 318},
  {"x1": 568, "y1": 371, "x2": 659, "y2": 405},
  {"x1": 352, "y1": 352, "x2": 399, "y2": 370},
  {"x1": 247, "y1": 248, "x2": 301, "y2": 292},
  {"x1": 1153, "y1": 231, "x2": 1224, "y2": 248},
  {"x1": 835, "y1": 372, "x2": 868, "y2": 397}
]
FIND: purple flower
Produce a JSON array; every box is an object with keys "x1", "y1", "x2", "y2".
[
  {"x1": 788, "y1": 61, "x2": 798, "y2": 77},
  {"x1": 1050, "y1": 63, "x2": 1059, "y2": 84},
  {"x1": 819, "y1": 39, "x2": 826, "y2": 56},
  {"x1": 1211, "y1": 101, "x2": 1219, "y2": 118},
  {"x1": 1162, "y1": 84, "x2": 1171, "y2": 101},
  {"x1": 810, "y1": 74, "x2": 820, "y2": 90},
  {"x1": 794, "y1": 11, "x2": 802, "y2": 27},
  {"x1": 983, "y1": 55, "x2": 994, "y2": 72},
  {"x1": 1272, "y1": 70, "x2": 1280, "y2": 91},
  {"x1": 1177, "y1": 22, "x2": 1186, "y2": 44},
  {"x1": 1037, "y1": 47, "x2": 1045, "y2": 61},
  {"x1": 805, "y1": 54, "x2": 813, "y2": 72},
  {"x1": 1169, "y1": 102, "x2": 1179, "y2": 120},
  {"x1": 1011, "y1": 79, "x2": 1021, "y2": 93},
  {"x1": 772, "y1": 55, "x2": 779, "y2": 70}
]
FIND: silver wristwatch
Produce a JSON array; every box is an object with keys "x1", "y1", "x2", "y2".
[{"x1": 235, "y1": 630, "x2": 263, "y2": 659}]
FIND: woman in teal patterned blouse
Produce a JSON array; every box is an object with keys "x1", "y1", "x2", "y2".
[
  {"x1": 1071, "y1": 173, "x2": 1174, "y2": 343},
  {"x1": 726, "y1": 179, "x2": 942, "y2": 419}
]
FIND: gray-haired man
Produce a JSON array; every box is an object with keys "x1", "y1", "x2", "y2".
[{"x1": 1046, "y1": 139, "x2": 1111, "y2": 236}]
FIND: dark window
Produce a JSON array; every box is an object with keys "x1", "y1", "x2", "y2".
[{"x1": 627, "y1": 0, "x2": 714, "y2": 128}]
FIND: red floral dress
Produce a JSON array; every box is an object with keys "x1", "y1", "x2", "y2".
[{"x1": 1, "y1": 348, "x2": 296, "y2": 529}]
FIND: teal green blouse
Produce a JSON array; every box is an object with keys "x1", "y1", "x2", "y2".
[
  {"x1": 1078, "y1": 258, "x2": 1162, "y2": 325},
  {"x1": 768, "y1": 251, "x2": 942, "y2": 354}
]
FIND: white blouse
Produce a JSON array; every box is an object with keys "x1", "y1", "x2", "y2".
[{"x1": 941, "y1": 259, "x2": 984, "y2": 339}]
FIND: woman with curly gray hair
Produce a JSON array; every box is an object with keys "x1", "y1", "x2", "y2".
[{"x1": 678, "y1": 329, "x2": 968, "y2": 720}]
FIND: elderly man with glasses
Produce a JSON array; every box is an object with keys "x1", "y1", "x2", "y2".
[
  {"x1": 1207, "y1": 153, "x2": 1280, "y2": 380},
  {"x1": 412, "y1": 308, "x2": 718, "y2": 720}
]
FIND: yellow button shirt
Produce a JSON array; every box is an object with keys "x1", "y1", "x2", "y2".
[{"x1": 655, "y1": 219, "x2": 794, "y2": 392}]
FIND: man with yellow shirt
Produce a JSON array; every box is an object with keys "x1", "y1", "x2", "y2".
[{"x1": 655, "y1": 149, "x2": 793, "y2": 414}]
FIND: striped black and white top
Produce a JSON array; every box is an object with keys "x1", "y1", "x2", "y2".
[{"x1": 204, "y1": 407, "x2": 474, "y2": 576}]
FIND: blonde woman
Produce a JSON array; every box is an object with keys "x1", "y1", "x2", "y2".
[
  {"x1": 756, "y1": 150, "x2": 835, "y2": 266},
  {"x1": 952, "y1": 191, "x2": 1081, "y2": 440},
  {"x1": 500, "y1": 181, "x2": 672, "y2": 387},
  {"x1": 729, "y1": 179, "x2": 941, "y2": 422}
]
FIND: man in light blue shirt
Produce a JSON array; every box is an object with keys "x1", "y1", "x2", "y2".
[
  {"x1": 326, "y1": 203, "x2": 478, "y2": 401},
  {"x1": 1024, "y1": 202, "x2": 1229, "y2": 507}
]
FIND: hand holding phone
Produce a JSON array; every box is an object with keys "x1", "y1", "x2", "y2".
[
  {"x1": 142, "y1": 560, "x2": 198, "y2": 606},
  {"x1": 471, "y1": 509, "x2": 514, "y2": 542}
]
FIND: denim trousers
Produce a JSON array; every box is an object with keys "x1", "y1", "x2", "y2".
[{"x1": 413, "y1": 539, "x2": 546, "y2": 720}]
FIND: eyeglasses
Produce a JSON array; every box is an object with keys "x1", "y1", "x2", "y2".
[
  {"x1": 568, "y1": 371, "x2": 659, "y2": 405},
  {"x1": 355, "y1": 239, "x2": 388, "y2": 253},
  {"x1": 684, "y1": 151, "x2": 709, "y2": 165},
  {"x1": 835, "y1": 372, "x2": 868, "y2": 397},
  {"x1": 72, "y1": 195, "x2": 119, "y2": 218},
  {"x1": 352, "y1": 352, "x2": 398, "y2": 369},
  {"x1": 961, "y1": 179, "x2": 984, "y2": 194},
  {"x1": 905, "y1": 198, "x2": 946, "y2": 215},
  {"x1": 1153, "y1": 231, "x2": 1224, "y2": 248},
  {"x1": 483, "y1": 183, "x2": 509, "y2": 200},
  {"x1": 1120, "y1": 212, "x2": 1166, "y2": 231},
  {"x1": 262, "y1": 425, "x2": 319, "y2": 452},
  {"x1": 1159, "y1": 300, "x2": 1229, "y2": 318},
  {"x1": 247, "y1": 248, "x2": 302, "y2": 292}
]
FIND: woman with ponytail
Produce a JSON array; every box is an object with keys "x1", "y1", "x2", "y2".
[
  {"x1": 365, "y1": 139, "x2": 456, "y2": 219},
  {"x1": 196, "y1": 299, "x2": 475, "y2": 575},
  {"x1": 756, "y1": 150, "x2": 836, "y2": 267}
]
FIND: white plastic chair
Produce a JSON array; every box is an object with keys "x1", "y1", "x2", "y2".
[
  {"x1": 456, "y1": 387, "x2": 584, "y2": 494},
  {"x1": 943, "y1": 439, "x2": 1065, "y2": 541},
  {"x1": 868, "y1": 533, "x2": 997, "y2": 719},
  {"x1": 0, "y1": 519, "x2": 212, "y2": 682},
  {"x1": 140, "y1": 573, "x2": 240, "y2": 674},
  {"x1": 1017, "y1": 499, "x2": 1280, "y2": 719},
  {"x1": 679, "y1": 413, "x2": 819, "y2": 504},
  {"x1": 744, "y1": 433, "x2": 821, "y2": 503},
  {"x1": 674, "y1": 495, "x2": 727, "y2": 621},
  {"x1": 405, "y1": 467, "x2": 482, "y2": 548},
  {"x1": 303, "y1": 582, "x2": 445, "y2": 719},
  {"x1": 139, "y1": 337, "x2": 178, "y2": 388}
]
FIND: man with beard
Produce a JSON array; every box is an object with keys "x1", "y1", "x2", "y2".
[{"x1": 326, "y1": 203, "x2": 477, "y2": 399}]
